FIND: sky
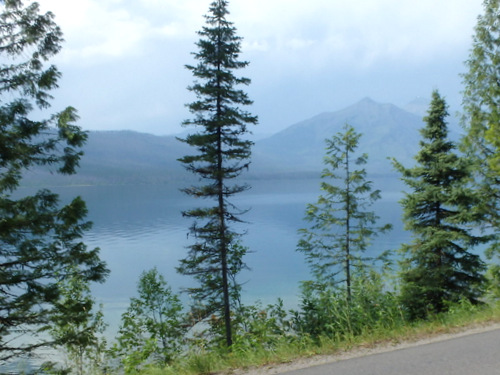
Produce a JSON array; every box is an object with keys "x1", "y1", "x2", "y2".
[{"x1": 37, "y1": 0, "x2": 485, "y2": 136}]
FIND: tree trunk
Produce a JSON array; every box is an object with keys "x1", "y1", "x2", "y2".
[{"x1": 216, "y1": 62, "x2": 233, "y2": 347}]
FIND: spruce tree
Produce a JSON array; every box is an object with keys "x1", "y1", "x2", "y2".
[
  {"x1": 461, "y1": 0, "x2": 500, "y2": 281},
  {"x1": 393, "y1": 91, "x2": 488, "y2": 320},
  {"x1": 462, "y1": 0, "x2": 500, "y2": 176},
  {"x1": 297, "y1": 124, "x2": 391, "y2": 299},
  {"x1": 0, "y1": 0, "x2": 108, "y2": 361},
  {"x1": 177, "y1": 0, "x2": 257, "y2": 348}
]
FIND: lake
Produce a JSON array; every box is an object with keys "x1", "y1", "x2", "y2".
[{"x1": 42, "y1": 177, "x2": 411, "y2": 336}]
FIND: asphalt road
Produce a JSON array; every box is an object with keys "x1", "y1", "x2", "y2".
[{"x1": 283, "y1": 328, "x2": 500, "y2": 375}]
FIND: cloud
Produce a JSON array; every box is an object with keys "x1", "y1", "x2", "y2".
[
  {"x1": 39, "y1": 1, "x2": 141, "y2": 64},
  {"x1": 233, "y1": 0, "x2": 482, "y2": 70},
  {"x1": 36, "y1": 0, "x2": 485, "y2": 134},
  {"x1": 40, "y1": 0, "x2": 201, "y2": 66},
  {"x1": 41, "y1": 0, "x2": 482, "y2": 70}
]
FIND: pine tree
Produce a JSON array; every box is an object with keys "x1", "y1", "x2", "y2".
[
  {"x1": 177, "y1": 0, "x2": 257, "y2": 348},
  {"x1": 393, "y1": 91, "x2": 488, "y2": 320},
  {"x1": 461, "y1": 0, "x2": 500, "y2": 283},
  {"x1": 462, "y1": 0, "x2": 500, "y2": 175},
  {"x1": 297, "y1": 124, "x2": 391, "y2": 300},
  {"x1": 0, "y1": 0, "x2": 108, "y2": 361}
]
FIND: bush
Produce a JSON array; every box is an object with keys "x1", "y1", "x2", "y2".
[{"x1": 292, "y1": 270, "x2": 405, "y2": 340}]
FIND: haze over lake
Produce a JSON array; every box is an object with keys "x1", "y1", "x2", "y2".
[
  {"x1": 35, "y1": 176, "x2": 410, "y2": 336},
  {"x1": 19, "y1": 99, "x2": 469, "y2": 336}
]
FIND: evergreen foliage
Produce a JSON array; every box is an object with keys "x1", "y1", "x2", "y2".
[
  {"x1": 113, "y1": 268, "x2": 185, "y2": 372},
  {"x1": 297, "y1": 124, "x2": 391, "y2": 299},
  {"x1": 393, "y1": 91, "x2": 488, "y2": 320},
  {"x1": 462, "y1": 0, "x2": 500, "y2": 176},
  {"x1": 177, "y1": 0, "x2": 257, "y2": 348},
  {"x1": 461, "y1": 0, "x2": 500, "y2": 282},
  {"x1": 0, "y1": 0, "x2": 107, "y2": 362}
]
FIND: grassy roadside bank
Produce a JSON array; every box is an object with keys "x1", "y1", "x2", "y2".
[{"x1": 137, "y1": 301, "x2": 500, "y2": 375}]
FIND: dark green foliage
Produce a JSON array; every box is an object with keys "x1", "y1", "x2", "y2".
[
  {"x1": 113, "y1": 268, "x2": 185, "y2": 372},
  {"x1": 177, "y1": 0, "x2": 257, "y2": 348},
  {"x1": 231, "y1": 299, "x2": 292, "y2": 351},
  {"x1": 0, "y1": 0, "x2": 108, "y2": 361},
  {"x1": 50, "y1": 266, "x2": 108, "y2": 375},
  {"x1": 393, "y1": 91, "x2": 488, "y2": 320},
  {"x1": 292, "y1": 269, "x2": 403, "y2": 339},
  {"x1": 461, "y1": 0, "x2": 500, "y2": 286},
  {"x1": 297, "y1": 124, "x2": 391, "y2": 299},
  {"x1": 462, "y1": 0, "x2": 500, "y2": 175}
]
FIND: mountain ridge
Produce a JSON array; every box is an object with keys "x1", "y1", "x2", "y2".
[
  {"x1": 23, "y1": 98, "x2": 449, "y2": 186},
  {"x1": 252, "y1": 98, "x2": 425, "y2": 176}
]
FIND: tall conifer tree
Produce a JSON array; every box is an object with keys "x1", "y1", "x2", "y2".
[
  {"x1": 462, "y1": 0, "x2": 500, "y2": 175},
  {"x1": 461, "y1": 0, "x2": 500, "y2": 276},
  {"x1": 0, "y1": 0, "x2": 108, "y2": 361},
  {"x1": 297, "y1": 124, "x2": 391, "y2": 300},
  {"x1": 177, "y1": 0, "x2": 257, "y2": 347},
  {"x1": 393, "y1": 91, "x2": 488, "y2": 320}
]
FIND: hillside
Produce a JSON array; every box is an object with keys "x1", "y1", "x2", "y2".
[
  {"x1": 23, "y1": 131, "x2": 190, "y2": 186},
  {"x1": 22, "y1": 99, "x2": 445, "y2": 186},
  {"x1": 252, "y1": 98, "x2": 424, "y2": 176}
]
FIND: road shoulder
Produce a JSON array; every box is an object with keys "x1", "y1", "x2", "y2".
[{"x1": 236, "y1": 322, "x2": 500, "y2": 375}]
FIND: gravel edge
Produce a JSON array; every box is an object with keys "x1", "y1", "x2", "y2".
[{"x1": 234, "y1": 322, "x2": 500, "y2": 375}]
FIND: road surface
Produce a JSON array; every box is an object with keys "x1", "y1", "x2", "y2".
[{"x1": 281, "y1": 327, "x2": 500, "y2": 375}]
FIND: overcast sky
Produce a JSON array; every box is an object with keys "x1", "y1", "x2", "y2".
[{"x1": 38, "y1": 0, "x2": 484, "y2": 136}]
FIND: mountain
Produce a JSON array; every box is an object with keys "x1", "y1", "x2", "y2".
[
  {"x1": 404, "y1": 97, "x2": 430, "y2": 117},
  {"x1": 23, "y1": 131, "x2": 191, "y2": 186},
  {"x1": 23, "y1": 98, "x2": 437, "y2": 186},
  {"x1": 252, "y1": 98, "x2": 425, "y2": 177}
]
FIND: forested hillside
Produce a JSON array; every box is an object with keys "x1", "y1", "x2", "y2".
[{"x1": 23, "y1": 99, "x2": 462, "y2": 186}]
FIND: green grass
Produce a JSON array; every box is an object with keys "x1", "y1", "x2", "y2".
[{"x1": 137, "y1": 300, "x2": 500, "y2": 375}]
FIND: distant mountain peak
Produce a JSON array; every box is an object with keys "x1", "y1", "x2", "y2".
[
  {"x1": 347, "y1": 97, "x2": 399, "y2": 113},
  {"x1": 253, "y1": 98, "x2": 424, "y2": 176},
  {"x1": 357, "y1": 97, "x2": 378, "y2": 105},
  {"x1": 337, "y1": 97, "x2": 410, "y2": 119},
  {"x1": 404, "y1": 97, "x2": 430, "y2": 117}
]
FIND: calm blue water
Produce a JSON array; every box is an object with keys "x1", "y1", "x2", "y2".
[{"x1": 42, "y1": 177, "x2": 410, "y2": 336}]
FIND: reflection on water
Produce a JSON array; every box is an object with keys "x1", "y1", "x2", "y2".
[{"x1": 40, "y1": 178, "x2": 410, "y2": 336}]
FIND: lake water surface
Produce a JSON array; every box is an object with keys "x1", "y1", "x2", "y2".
[{"x1": 45, "y1": 177, "x2": 411, "y2": 335}]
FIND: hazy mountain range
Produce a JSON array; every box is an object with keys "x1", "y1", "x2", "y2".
[{"x1": 24, "y1": 98, "x2": 462, "y2": 186}]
